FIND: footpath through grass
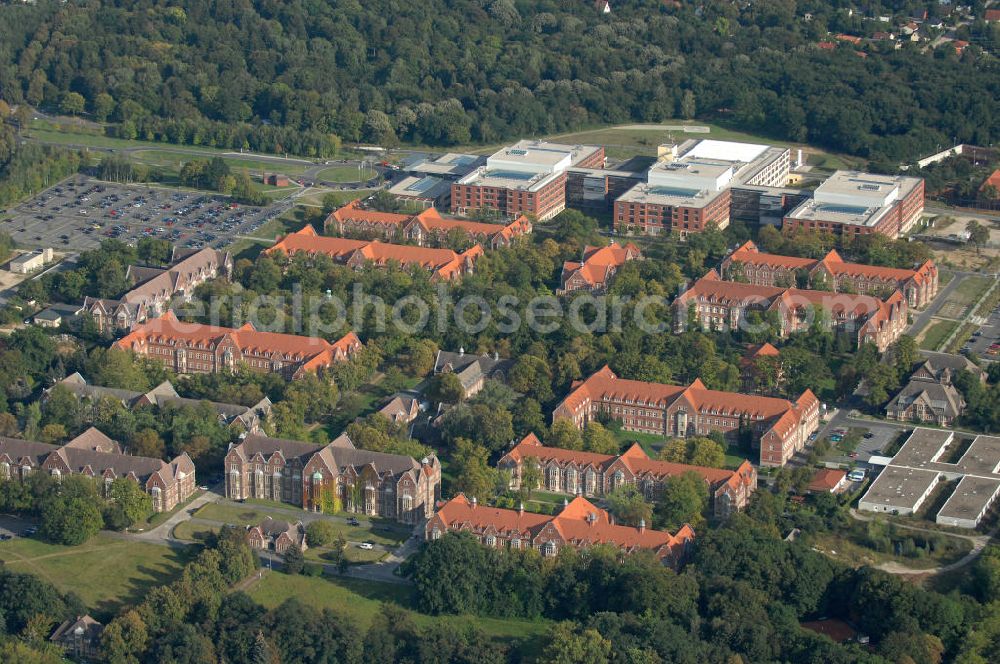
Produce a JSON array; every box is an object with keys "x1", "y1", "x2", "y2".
[{"x1": 0, "y1": 534, "x2": 191, "y2": 620}]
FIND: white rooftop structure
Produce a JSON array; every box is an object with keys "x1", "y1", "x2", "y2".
[
  {"x1": 484, "y1": 140, "x2": 598, "y2": 176},
  {"x1": 859, "y1": 428, "x2": 1000, "y2": 528},
  {"x1": 408, "y1": 153, "x2": 485, "y2": 178},
  {"x1": 684, "y1": 139, "x2": 770, "y2": 164},
  {"x1": 814, "y1": 171, "x2": 903, "y2": 209},
  {"x1": 648, "y1": 158, "x2": 734, "y2": 193},
  {"x1": 458, "y1": 140, "x2": 602, "y2": 192},
  {"x1": 386, "y1": 175, "x2": 451, "y2": 202}
]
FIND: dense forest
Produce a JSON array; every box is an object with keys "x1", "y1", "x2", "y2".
[{"x1": 0, "y1": 0, "x2": 996, "y2": 161}]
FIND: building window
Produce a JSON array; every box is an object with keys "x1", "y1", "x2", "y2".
[{"x1": 543, "y1": 541, "x2": 557, "y2": 557}]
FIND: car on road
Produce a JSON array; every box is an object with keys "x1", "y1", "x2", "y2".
[
  {"x1": 23, "y1": 527, "x2": 37, "y2": 537},
  {"x1": 198, "y1": 485, "x2": 209, "y2": 491},
  {"x1": 0, "y1": 534, "x2": 11, "y2": 541},
  {"x1": 848, "y1": 469, "x2": 866, "y2": 482},
  {"x1": 863, "y1": 432, "x2": 874, "y2": 439},
  {"x1": 358, "y1": 542, "x2": 374, "y2": 550},
  {"x1": 347, "y1": 518, "x2": 360, "y2": 526}
]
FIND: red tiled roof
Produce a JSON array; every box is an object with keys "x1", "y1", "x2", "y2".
[
  {"x1": 266, "y1": 226, "x2": 483, "y2": 280},
  {"x1": 835, "y1": 34, "x2": 862, "y2": 44},
  {"x1": 727, "y1": 241, "x2": 934, "y2": 284},
  {"x1": 986, "y1": 9, "x2": 1000, "y2": 21},
  {"x1": 505, "y1": 435, "x2": 742, "y2": 486},
  {"x1": 434, "y1": 493, "x2": 693, "y2": 557},
  {"x1": 801, "y1": 619, "x2": 857, "y2": 643},
  {"x1": 982, "y1": 169, "x2": 1000, "y2": 192},
  {"x1": 555, "y1": 366, "x2": 814, "y2": 436},
  {"x1": 561, "y1": 242, "x2": 641, "y2": 289},
  {"x1": 328, "y1": 200, "x2": 411, "y2": 226},
  {"x1": 327, "y1": 201, "x2": 530, "y2": 243},
  {"x1": 113, "y1": 311, "x2": 360, "y2": 369},
  {"x1": 807, "y1": 468, "x2": 846, "y2": 493}
]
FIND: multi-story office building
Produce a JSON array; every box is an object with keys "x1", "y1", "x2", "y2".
[
  {"x1": 783, "y1": 171, "x2": 925, "y2": 239},
  {"x1": 452, "y1": 141, "x2": 605, "y2": 220}
]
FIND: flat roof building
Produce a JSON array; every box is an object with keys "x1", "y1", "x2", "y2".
[
  {"x1": 408, "y1": 153, "x2": 486, "y2": 179},
  {"x1": 859, "y1": 428, "x2": 1000, "y2": 528},
  {"x1": 452, "y1": 141, "x2": 605, "y2": 221},
  {"x1": 385, "y1": 175, "x2": 453, "y2": 209},
  {"x1": 784, "y1": 171, "x2": 925, "y2": 239},
  {"x1": 614, "y1": 139, "x2": 791, "y2": 237}
]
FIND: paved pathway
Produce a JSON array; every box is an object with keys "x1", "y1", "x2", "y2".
[
  {"x1": 848, "y1": 509, "x2": 995, "y2": 576},
  {"x1": 126, "y1": 488, "x2": 222, "y2": 544}
]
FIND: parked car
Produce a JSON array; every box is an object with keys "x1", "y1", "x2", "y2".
[
  {"x1": 358, "y1": 542, "x2": 374, "y2": 550},
  {"x1": 347, "y1": 518, "x2": 360, "y2": 526}
]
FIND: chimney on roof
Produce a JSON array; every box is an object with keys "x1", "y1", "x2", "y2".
[
  {"x1": 470, "y1": 496, "x2": 477, "y2": 508},
  {"x1": 587, "y1": 512, "x2": 596, "y2": 526},
  {"x1": 518, "y1": 502, "x2": 524, "y2": 516},
  {"x1": 639, "y1": 518, "x2": 646, "y2": 533}
]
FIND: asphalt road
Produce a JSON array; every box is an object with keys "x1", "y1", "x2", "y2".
[{"x1": 907, "y1": 271, "x2": 979, "y2": 336}]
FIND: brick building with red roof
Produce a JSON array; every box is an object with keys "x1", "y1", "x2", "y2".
[
  {"x1": 113, "y1": 311, "x2": 361, "y2": 379},
  {"x1": 553, "y1": 366, "x2": 819, "y2": 467},
  {"x1": 499, "y1": 433, "x2": 756, "y2": 517},
  {"x1": 426, "y1": 493, "x2": 695, "y2": 565},
  {"x1": 266, "y1": 225, "x2": 483, "y2": 281},
  {"x1": 558, "y1": 242, "x2": 641, "y2": 294},
  {"x1": 721, "y1": 240, "x2": 938, "y2": 308},
  {"x1": 675, "y1": 269, "x2": 908, "y2": 352},
  {"x1": 324, "y1": 200, "x2": 531, "y2": 249}
]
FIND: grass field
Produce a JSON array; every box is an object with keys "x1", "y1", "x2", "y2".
[
  {"x1": 0, "y1": 534, "x2": 190, "y2": 620},
  {"x1": 248, "y1": 573, "x2": 550, "y2": 650},
  {"x1": 316, "y1": 165, "x2": 374, "y2": 183},
  {"x1": 952, "y1": 275, "x2": 994, "y2": 307},
  {"x1": 193, "y1": 502, "x2": 411, "y2": 547},
  {"x1": 305, "y1": 544, "x2": 388, "y2": 565},
  {"x1": 130, "y1": 149, "x2": 311, "y2": 177},
  {"x1": 607, "y1": 422, "x2": 667, "y2": 455},
  {"x1": 919, "y1": 319, "x2": 959, "y2": 350},
  {"x1": 172, "y1": 521, "x2": 220, "y2": 542}
]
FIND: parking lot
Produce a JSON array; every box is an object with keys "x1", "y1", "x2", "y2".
[
  {"x1": 3, "y1": 176, "x2": 289, "y2": 252},
  {"x1": 963, "y1": 303, "x2": 1000, "y2": 362},
  {"x1": 814, "y1": 415, "x2": 909, "y2": 467}
]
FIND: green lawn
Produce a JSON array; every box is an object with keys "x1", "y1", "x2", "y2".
[
  {"x1": 248, "y1": 573, "x2": 550, "y2": 648},
  {"x1": 130, "y1": 149, "x2": 310, "y2": 177},
  {"x1": 194, "y1": 502, "x2": 411, "y2": 547},
  {"x1": 952, "y1": 276, "x2": 994, "y2": 307},
  {"x1": 316, "y1": 165, "x2": 374, "y2": 183},
  {"x1": 305, "y1": 544, "x2": 388, "y2": 565},
  {"x1": 0, "y1": 534, "x2": 191, "y2": 621},
  {"x1": 172, "y1": 521, "x2": 220, "y2": 542},
  {"x1": 606, "y1": 422, "x2": 667, "y2": 456},
  {"x1": 919, "y1": 319, "x2": 958, "y2": 350}
]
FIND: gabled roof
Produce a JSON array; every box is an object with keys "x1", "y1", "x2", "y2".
[
  {"x1": 62, "y1": 427, "x2": 121, "y2": 453},
  {"x1": 561, "y1": 242, "x2": 640, "y2": 289},
  {"x1": 266, "y1": 226, "x2": 483, "y2": 279},
  {"x1": 434, "y1": 493, "x2": 693, "y2": 558},
  {"x1": 113, "y1": 311, "x2": 360, "y2": 369},
  {"x1": 725, "y1": 241, "x2": 934, "y2": 285},
  {"x1": 555, "y1": 367, "x2": 814, "y2": 442},
  {"x1": 50, "y1": 615, "x2": 103, "y2": 644}
]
